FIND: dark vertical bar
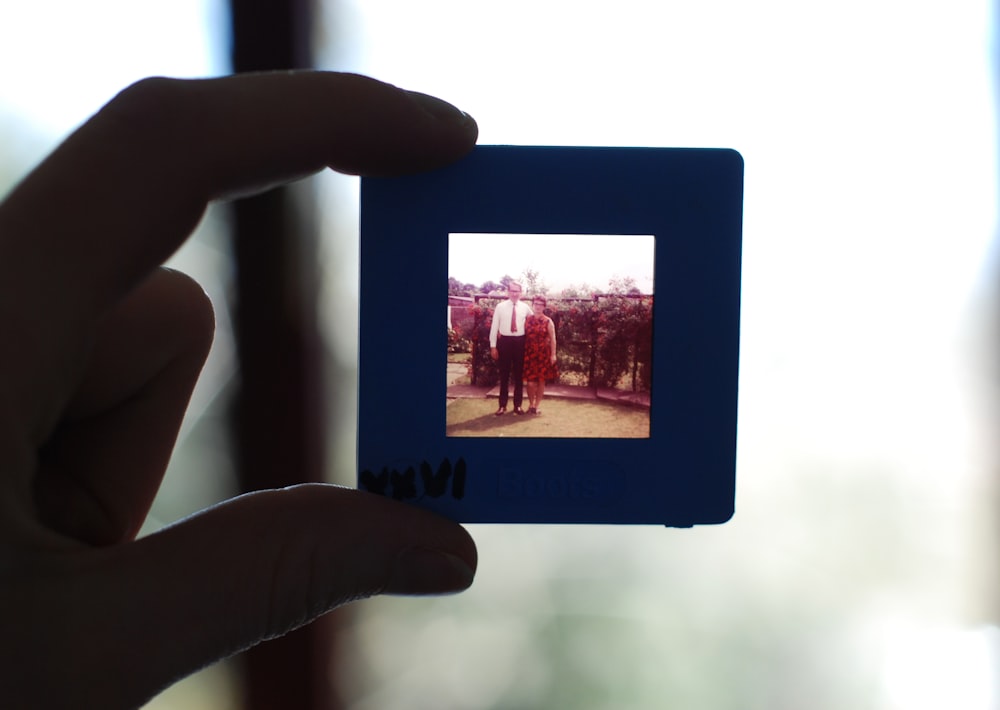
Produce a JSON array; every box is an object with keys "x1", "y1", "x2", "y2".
[
  {"x1": 231, "y1": 0, "x2": 314, "y2": 71},
  {"x1": 588, "y1": 296, "x2": 598, "y2": 392},
  {"x1": 227, "y1": 2, "x2": 342, "y2": 709}
]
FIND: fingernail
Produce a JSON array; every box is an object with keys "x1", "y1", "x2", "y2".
[
  {"x1": 407, "y1": 91, "x2": 476, "y2": 130},
  {"x1": 387, "y1": 547, "x2": 476, "y2": 595}
]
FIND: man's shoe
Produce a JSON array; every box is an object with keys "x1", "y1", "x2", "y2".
[
  {"x1": 513, "y1": 407, "x2": 525, "y2": 415},
  {"x1": 494, "y1": 406, "x2": 506, "y2": 416}
]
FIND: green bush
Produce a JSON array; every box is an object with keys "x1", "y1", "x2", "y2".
[
  {"x1": 447, "y1": 327, "x2": 471, "y2": 354},
  {"x1": 469, "y1": 301, "x2": 499, "y2": 387},
  {"x1": 553, "y1": 303, "x2": 599, "y2": 384},
  {"x1": 461, "y1": 296, "x2": 652, "y2": 392},
  {"x1": 593, "y1": 296, "x2": 653, "y2": 391}
]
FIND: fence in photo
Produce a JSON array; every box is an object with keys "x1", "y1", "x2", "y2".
[{"x1": 448, "y1": 293, "x2": 654, "y2": 393}]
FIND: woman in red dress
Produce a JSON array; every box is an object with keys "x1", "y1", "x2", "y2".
[{"x1": 522, "y1": 295, "x2": 558, "y2": 414}]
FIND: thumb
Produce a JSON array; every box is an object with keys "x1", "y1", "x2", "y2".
[{"x1": 66, "y1": 485, "x2": 476, "y2": 708}]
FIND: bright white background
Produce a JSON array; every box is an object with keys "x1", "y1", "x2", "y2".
[
  {"x1": 323, "y1": 2, "x2": 1000, "y2": 709},
  {"x1": 449, "y1": 233, "x2": 656, "y2": 294},
  {"x1": 0, "y1": 0, "x2": 997, "y2": 708}
]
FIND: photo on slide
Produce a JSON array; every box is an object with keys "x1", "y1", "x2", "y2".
[{"x1": 446, "y1": 233, "x2": 654, "y2": 439}]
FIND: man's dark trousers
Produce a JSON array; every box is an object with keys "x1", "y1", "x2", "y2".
[{"x1": 497, "y1": 334, "x2": 526, "y2": 409}]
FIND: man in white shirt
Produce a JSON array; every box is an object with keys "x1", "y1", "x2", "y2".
[{"x1": 489, "y1": 282, "x2": 533, "y2": 415}]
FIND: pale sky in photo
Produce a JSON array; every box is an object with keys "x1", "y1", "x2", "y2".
[{"x1": 449, "y1": 233, "x2": 655, "y2": 294}]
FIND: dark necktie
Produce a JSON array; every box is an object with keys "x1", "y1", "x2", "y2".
[{"x1": 510, "y1": 303, "x2": 517, "y2": 333}]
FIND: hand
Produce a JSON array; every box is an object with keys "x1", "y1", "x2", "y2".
[
  {"x1": 0, "y1": 72, "x2": 479, "y2": 709},
  {"x1": 491, "y1": 347, "x2": 499, "y2": 360}
]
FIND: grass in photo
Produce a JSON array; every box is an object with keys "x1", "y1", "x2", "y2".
[{"x1": 446, "y1": 397, "x2": 649, "y2": 438}]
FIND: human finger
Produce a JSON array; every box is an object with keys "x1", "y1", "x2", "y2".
[
  {"x1": 32, "y1": 268, "x2": 214, "y2": 546},
  {"x1": 0, "y1": 71, "x2": 477, "y2": 440},
  {"x1": 16, "y1": 485, "x2": 476, "y2": 709}
]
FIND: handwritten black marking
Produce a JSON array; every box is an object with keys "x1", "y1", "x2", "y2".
[{"x1": 360, "y1": 458, "x2": 466, "y2": 501}]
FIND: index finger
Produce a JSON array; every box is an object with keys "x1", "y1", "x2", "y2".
[{"x1": 0, "y1": 72, "x2": 477, "y2": 432}]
